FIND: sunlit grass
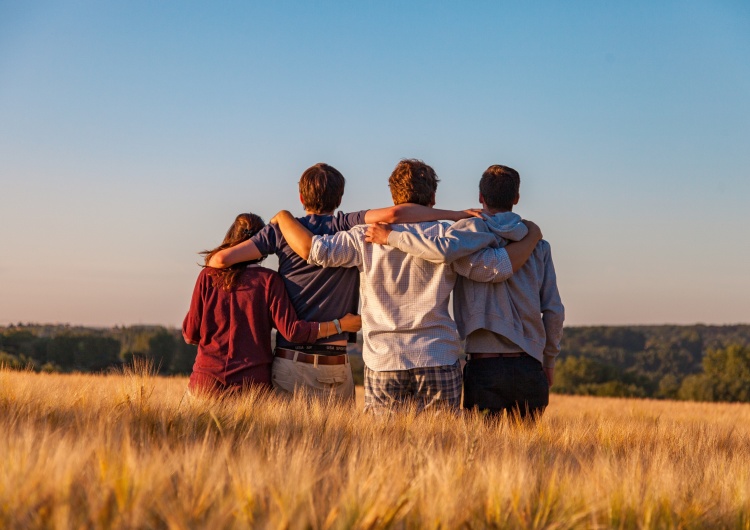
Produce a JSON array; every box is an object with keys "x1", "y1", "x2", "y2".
[{"x1": 1, "y1": 364, "x2": 749, "y2": 529}]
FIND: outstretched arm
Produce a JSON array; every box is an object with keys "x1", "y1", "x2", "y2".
[
  {"x1": 270, "y1": 210, "x2": 314, "y2": 260},
  {"x1": 207, "y1": 239, "x2": 263, "y2": 268},
  {"x1": 365, "y1": 218, "x2": 498, "y2": 264},
  {"x1": 364, "y1": 203, "x2": 481, "y2": 224},
  {"x1": 366, "y1": 219, "x2": 542, "y2": 272}
]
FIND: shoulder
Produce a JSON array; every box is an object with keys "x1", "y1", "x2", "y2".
[
  {"x1": 534, "y1": 239, "x2": 553, "y2": 258},
  {"x1": 245, "y1": 264, "x2": 278, "y2": 280},
  {"x1": 250, "y1": 223, "x2": 278, "y2": 252},
  {"x1": 252, "y1": 223, "x2": 276, "y2": 240},
  {"x1": 238, "y1": 265, "x2": 284, "y2": 291},
  {"x1": 197, "y1": 267, "x2": 214, "y2": 282}
]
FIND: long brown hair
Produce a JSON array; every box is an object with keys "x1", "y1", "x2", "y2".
[{"x1": 201, "y1": 213, "x2": 265, "y2": 291}]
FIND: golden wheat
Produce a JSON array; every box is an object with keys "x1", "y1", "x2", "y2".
[{"x1": 1, "y1": 364, "x2": 749, "y2": 529}]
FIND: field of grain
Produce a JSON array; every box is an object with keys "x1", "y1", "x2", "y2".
[{"x1": 1, "y1": 365, "x2": 749, "y2": 529}]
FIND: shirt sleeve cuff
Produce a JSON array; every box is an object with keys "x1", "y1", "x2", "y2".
[
  {"x1": 543, "y1": 355, "x2": 556, "y2": 369},
  {"x1": 386, "y1": 230, "x2": 400, "y2": 248},
  {"x1": 307, "y1": 236, "x2": 323, "y2": 265}
]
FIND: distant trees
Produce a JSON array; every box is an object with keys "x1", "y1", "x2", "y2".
[
  {"x1": 678, "y1": 345, "x2": 750, "y2": 402},
  {"x1": 2, "y1": 323, "x2": 750, "y2": 404},
  {"x1": 0, "y1": 324, "x2": 196, "y2": 375},
  {"x1": 552, "y1": 325, "x2": 749, "y2": 403}
]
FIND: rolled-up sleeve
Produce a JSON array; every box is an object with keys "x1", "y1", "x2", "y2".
[{"x1": 308, "y1": 230, "x2": 363, "y2": 269}]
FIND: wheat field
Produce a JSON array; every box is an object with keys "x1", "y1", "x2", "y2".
[{"x1": 1, "y1": 365, "x2": 749, "y2": 529}]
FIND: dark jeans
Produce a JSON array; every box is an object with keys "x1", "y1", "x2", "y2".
[{"x1": 463, "y1": 355, "x2": 549, "y2": 420}]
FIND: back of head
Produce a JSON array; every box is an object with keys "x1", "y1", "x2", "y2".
[
  {"x1": 202, "y1": 213, "x2": 265, "y2": 290},
  {"x1": 298, "y1": 163, "x2": 346, "y2": 213},
  {"x1": 388, "y1": 159, "x2": 439, "y2": 206},
  {"x1": 480, "y1": 165, "x2": 520, "y2": 211}
]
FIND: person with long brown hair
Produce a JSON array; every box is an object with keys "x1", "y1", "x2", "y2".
[{"x1": 182, "y1": 213, "x2": 361, "y2": 395}]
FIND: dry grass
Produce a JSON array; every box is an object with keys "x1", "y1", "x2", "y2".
[{"x1": 1, "y1": 364, "x2": 749, "y2": 529}]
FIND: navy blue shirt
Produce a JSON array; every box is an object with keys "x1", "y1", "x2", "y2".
[{"x1": 251, "y1": 210, "x2": 367, "y2": 348}]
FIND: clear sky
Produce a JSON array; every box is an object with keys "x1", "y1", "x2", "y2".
[{"x1": 1, "y1": 1, "x2": 749, "y2": 328}]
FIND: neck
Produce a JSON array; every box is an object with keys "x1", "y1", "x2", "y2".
[
  {"x1": 305, "y1": 210, "x2": 334, "y2": 216},
  {"x1": 483, "y1": 206, "x2": 511, "y2": 215}
]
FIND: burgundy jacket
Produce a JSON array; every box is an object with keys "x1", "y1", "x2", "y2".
[{"x1": 183, "y1": 265, "x2": 318, "y2": 385}]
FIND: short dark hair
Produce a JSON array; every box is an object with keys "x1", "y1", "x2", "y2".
[
  {"x1": 298, "y1": 163, "x2": 345, "y2": 213},
  {"x1": 388, "y1": 159, "x2": 439, "y2": 206},
  {"x1": 479, "y1": 165, "x2": 520, "y2": 211}
]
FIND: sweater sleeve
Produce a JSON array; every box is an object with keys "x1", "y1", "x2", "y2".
[
  {"x1": 266, "y1": 272, "x2": 319, "y2": 344},
  {"x1": 182, "y1": 270, "x2": 205, "y2": 345},
  {"x1": 386, "y1": 219, "x2": 498, "y2": 264},
  {"x1": 451, "y1": 247, "x2": 513, "y2": 283},
  {"x1": 539, "y1": 242, "x2": 565, "y2": 368}
]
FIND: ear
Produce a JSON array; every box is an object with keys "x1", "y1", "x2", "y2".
[
  {"x1": 429, "y1": 192, "x2": 436, "y2": 208},
  {"x1": 299, "y1": 193, "x2": 305, "y2": 206},
  {"x1": 479, "y1": 192, "x2": 485, "y2": 206},
  {"x1": 513, "y1": 193, "x2": 520, "y2": 206}
]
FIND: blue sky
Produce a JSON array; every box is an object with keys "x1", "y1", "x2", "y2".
[{"x1": 1, "y1": 1, "x2": 749, "y2": 327}]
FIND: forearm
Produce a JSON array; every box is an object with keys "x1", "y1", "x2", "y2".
[
  {"x1": 390, "y1": 204, "x2": 474, "y2": 223},
  {"x1": 387, "y1": 227, "x2": 497, "y2": 264},
  {"x1": 505, "y1": 238, "x2": 539, "y2": 272},
  {"x1": 274, "y1": 210, "x2": 313, "y2": 260},
  {"x1": 365, "y1": 203, "x2": 479, "y2": 224},
  {"x1": 315, "y1": 315, "x2": 361, "y2": 339},
  {"x1": 207, "y1": 239, "x2": 262, "y2": 268}
]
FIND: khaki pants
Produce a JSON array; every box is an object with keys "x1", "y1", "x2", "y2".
[{"x1": 271, "y1": 355, "x2": 355, "y2": 401}]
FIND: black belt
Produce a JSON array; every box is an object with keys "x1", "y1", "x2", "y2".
[{"x1": 468, "y1": 352, "x2": 526, "y2": 360}]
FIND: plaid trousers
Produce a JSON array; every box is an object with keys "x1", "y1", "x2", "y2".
[{"x1": 364, "y1": 361, "x2": 462, "y2": 414}]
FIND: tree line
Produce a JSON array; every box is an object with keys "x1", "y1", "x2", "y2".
[
  {"x1": 554, "y1": 325, "x2": 750, "y2": 402},
  {"x1": 1, "y1": 323, "x2": 749, "y2": 403},
  {"x1": 0, "y1": 324, "x2": 196, "y2": 375}
]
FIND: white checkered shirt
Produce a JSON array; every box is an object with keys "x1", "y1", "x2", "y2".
[{"x1": 308, "y1": 222, "x2": 512, "y2": 371}]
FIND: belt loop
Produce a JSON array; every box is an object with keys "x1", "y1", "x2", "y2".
[
  {"x1": 313, "y1": 355, "x2": 319, "y2": 368},
  {"x1": 293, "y1": 351, "x2": 299, "y2": 363}
]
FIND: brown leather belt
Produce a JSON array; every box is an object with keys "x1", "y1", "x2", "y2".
[
  {"x1": 275, "y1": 348, "x2": 348, "y2": 365},
  {"x1": 468, "y1": 352, "x2": 525, "y2": 360}
]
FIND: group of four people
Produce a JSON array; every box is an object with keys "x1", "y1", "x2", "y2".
[{"x1": 183, "y1": 159, "x2": 564, "y2": 419}]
